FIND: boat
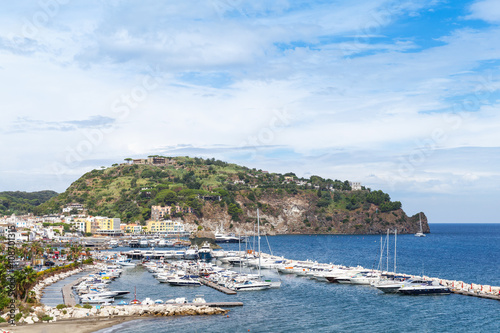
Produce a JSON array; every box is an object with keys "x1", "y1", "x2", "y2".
[
  {"x1": 80, "y1": 296, "x2": 114, "y2": 304},
  {"x1": 398, "y1": 280, "x2": 451, "y2": 295},
  {"x1": 168, "y1": 276, "x2": 202, "y2": 286},
  {"x1": 415, "y1": 213, "x2": 426, "y2": 237},
  {"x1": 116, "y1": 258, "x2": 136, "y2": 267},
  {"x1": 142, "y1": 297, "x2": 155, "y2": 305},
  {"x1": 230, "y1": 279, "x2": 271, "y2": 291},
  {"x1": 198, "y1": 242, "x2": 213, "y2": 261},
  {"x1": 139, "y1": 239, "x2": 149, "y2": 247},
  {"x1": 154, "y1": 299, "x2": 164, "y2": 304},
  {"x1": 374, "y1": 277, "x2": 420, "y2": 293},
  {"x1": 117, "y1": 300, "x2": 129, "y2": 305},
  {"x1": 193, "y1": 295, "x2": 206, "y2": 303},
  {"x1": 129, "y1": 239, "x2": 140, "y2": 248},
  {"x1": 130, "y1": 286, "x2": 141, "y2": 304},
  {"x1": 184, "y1": 245, "x2": 199, "y2": 260},
  {"x1": 215, "y1": 221, "x2": 246, "y2": 243}
]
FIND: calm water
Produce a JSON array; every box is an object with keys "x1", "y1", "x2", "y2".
[{"x1": 87, "y1": 223, "x2": 499, "y2": 333}]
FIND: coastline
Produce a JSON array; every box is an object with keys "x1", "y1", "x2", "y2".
[{"x1": 2, "y1": 316, "x2": 141, "y2": 333}]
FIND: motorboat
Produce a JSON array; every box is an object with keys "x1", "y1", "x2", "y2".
[
  {"x1": 81, "y1": 296, "x2": 114, "y2": 304},
  {"x1": 349, "y1": 271, "x2": 381, "y2": 285},
  {"x1": 168, "y1": 276, "x2": 202, "y2": 286},
  {"x1": 184, "y1": 246, "x2": 199, "y2": 260},
  {"x1": 230, "y1": 279, "x2": 271, "y2": 291},
  {"x1": 372, "y1": 276, "x2": 412, "y2": 293},
  {"x1": 198, "y1": 242, "x2": 213, "y2": 261},
  {"x1": 142, "y1": 297, "x2": 155, "y2": 305},
  {"x1": 193, "y1": 295, "x2": 206, "y2": 303},
  {"x1": 154, "y1": 299, "x2": 164, "y2": 304},
  {"x1": 398, "y1": 280, "x2": 451, "y2": 295}
]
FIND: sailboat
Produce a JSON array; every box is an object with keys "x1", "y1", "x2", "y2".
[
  {"x1": 415, "y1": 213, "x2": 426, "y2": 237},
  {"x1": 229, "y1": 209, "x2": 271, "y2": 291}
]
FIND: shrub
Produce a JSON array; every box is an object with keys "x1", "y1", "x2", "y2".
[
  {"x1": 83, "y1": 304, "x2": 92, "y2": 309},
  {"x1": 0, "y1": 317, "x2": 7, "y2": 323},
  {"x1": 62, "y1": 310, "x2": 67, "y2": 315},
  {"x1": 14, "y1": 313, "x2": 22, "y2": 322},
  {"x1": 56, "y1": 304, "x2": 66, "y2": 310},
  {"x1": 41, "y1": 315, "x2": 53, "y2": 322},
  {"x1": 74, "y1": 304, "x2": 82, "y2": 308}
]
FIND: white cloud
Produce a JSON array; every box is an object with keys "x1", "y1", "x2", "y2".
[
  {"x1": 1, "y1": 1, "x2": 500, "y2": 222},
  {"x1": 468, "y1": 0, "x2": 500, "y2": 23}
]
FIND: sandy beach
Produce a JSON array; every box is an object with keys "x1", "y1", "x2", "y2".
[{"x1": 1, "y1": 316, "x2": 140, "y2": 333}]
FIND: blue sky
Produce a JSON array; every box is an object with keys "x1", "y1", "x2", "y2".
[{"x1": 1, "y1": 0, "x2": 499, "y2": 223}]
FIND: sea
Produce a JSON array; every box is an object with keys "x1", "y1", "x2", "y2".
[{"x1": 44, "y1": 223, "x2": 500, "y2": 332}]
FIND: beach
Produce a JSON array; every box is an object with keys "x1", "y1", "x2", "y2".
[{"x1": 2, "y1": 316, "x2": 140, "y2": 333}]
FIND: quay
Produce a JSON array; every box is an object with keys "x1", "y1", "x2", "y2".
[
  {"x1": 199, "y1": 277, "x2": 237, "y2": 295},
  {"x1": 189, "y1": 302, "x2": 242, "y2": 307},
  {"x1": 452, "y1": 289, "x2": 500, "y2": 301},
  {"x1": 62, "y1": 276, "x2": 88, "y2": 306}
]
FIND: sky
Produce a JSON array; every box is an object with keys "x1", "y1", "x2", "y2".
[{"x1": 1, "y1": 0, "x2": 499, "y2": 223}]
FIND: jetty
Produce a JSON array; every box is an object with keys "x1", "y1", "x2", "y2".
[
  {"x1": 62, "y1": 276, "x2": 88, "y2": 306},
  {"x1": 199, "y1": 277, "x2": 237, "y2": 295}
]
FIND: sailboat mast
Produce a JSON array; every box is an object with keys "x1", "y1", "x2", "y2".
[
  {"x1": 394, "y1": 228, "x2": 397, "y2": 273},
  {"x1": 257, "y1": 208, "x2": 261, "y2": 278},
  {"x1": 386, "y1": 229, "x2": 389, "y2": 273}
]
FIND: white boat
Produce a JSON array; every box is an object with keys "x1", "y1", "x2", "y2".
[
  {"x1": 116, "y1": 258, "x2": 136, "y2": 267},
  {"x1": 230, "y1": 279, "x2": 271, "y2": 291},
  {"x1": 415, "y1": 213, "x2": 426, "y2": 237},
  {"x1": 349, "y1": 271, "x2": 381, "y2": 285},
  {"x1": 193, "y1": 295, "x2": 206, "y2": 303},
  {"x1": 184, "y1": 246, "x2": 199, "y2": 260},
  {"x1": 168, "y1": 276, "x2": 202, "y2": 286},
  {"x1": 81, "y1": 296, "x2": 114, "y2": 304},
  {"x1": 374, "y1": 277, "x2": 421, "y2": 293},
  {"x1": 142, "y1": 297, "x2": 155, "y2": 305}
]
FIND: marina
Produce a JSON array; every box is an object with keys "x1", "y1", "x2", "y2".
[{"x1": 30, "y1": 224, "x2": 500, "y2": 333}]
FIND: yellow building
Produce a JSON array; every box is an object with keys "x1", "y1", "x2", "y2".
[{"x1": 146, "y1": 220, "x2": 185, "y2": 233}]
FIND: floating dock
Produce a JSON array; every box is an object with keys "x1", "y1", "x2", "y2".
[{"x1": 199, "y1": 277, "x2": 237, "y2": 295}]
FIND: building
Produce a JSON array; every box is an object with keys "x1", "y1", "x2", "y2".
[
  {"x1": 122, "y1": 223, "x2": 142, "y2": 234},
  {"x1": 146, "y1": 220, "x2": 185, "y2": 234},
  {"x1": 151, "y1": 205, "x2": 194, "y2": 220},
  {"x1": 95, "y1": 217, "x2": 122, "y2": 236},
  {"x1": 349, "y1": 182, "x2": 362, "y2": 191},
  {"x1": 62, "y1": 203, "x2": 85, "y2": 213}
]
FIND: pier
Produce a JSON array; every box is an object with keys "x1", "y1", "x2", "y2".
[
  {"x1": 62, "y1": 277, "x2": 88, "y2": 306},
  {"x1": 199, "y1": 277, "x2": 237, "y2": 295},
  {"x1": 190, "y1": 302, "x2": 242, "y2": 307}
]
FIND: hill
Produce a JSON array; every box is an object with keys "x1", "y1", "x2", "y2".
[
  {"x1": 0, "y1": 190, "x2": 59, "y2": 216},
  {"x1": 35, "y1": 156, "x2": 429, "y2": 235}
]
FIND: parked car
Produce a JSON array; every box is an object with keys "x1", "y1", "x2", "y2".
[{"x1": 44, "y1": 261, "x2": 55, "y2": 267}]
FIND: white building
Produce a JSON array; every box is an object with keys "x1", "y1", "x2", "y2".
[{"x1": 349, "y1": 182, "x2": 362, "y2": 191}]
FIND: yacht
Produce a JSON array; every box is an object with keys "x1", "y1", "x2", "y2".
[
  {"x1": 184, "y1": 246, "x2": 199, "y2": 260},
  {"x1": 168, "y1": 276, "x2": 202, "y2": 286},
  {"x1": 198, "y1": 242, "x2": 213, "y2": 261},
  {"x1": 398, "y1": 280, "x2": 451, "y2": 295},
  {"x1": 230, "y1": 279, "x2": 271, "y2": 291}
]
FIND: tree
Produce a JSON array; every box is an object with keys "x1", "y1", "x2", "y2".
[{"x1": 124, "y1": 158, "x2": 132, "y2": 164}]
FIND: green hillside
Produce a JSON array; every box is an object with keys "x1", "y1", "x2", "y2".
[
  {"x1": 34, "y1": 156, "x2": 408, "y2": 232},
  {"x1": 0, "y1": 190, "x2": 58, "y2": 216}
]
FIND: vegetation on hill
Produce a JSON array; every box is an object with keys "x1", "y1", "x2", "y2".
[
  {"x1": 33, "y1": 156, "x2": 415, "y2": 235},
  {"x1": 0, "y1": 191, "x2": 58, "y2": 216}
]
